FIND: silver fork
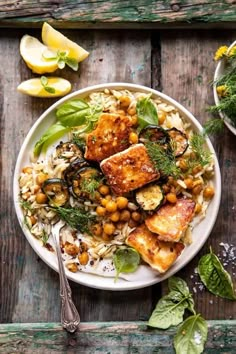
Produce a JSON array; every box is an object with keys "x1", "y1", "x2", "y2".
[{"x1": 51, "y1": 220, "x2": 80, "y2": 333}]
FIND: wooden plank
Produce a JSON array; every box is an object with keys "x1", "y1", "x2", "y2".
[
  {"x1": 0, "y1": 1, "x2": 236, "y2": 29},
  {"x1": 155, "y1": 29, "x2": 236, "y2": 319},
  {"x1": 0, "y1": 321, "x2": 236, "y2": 353},
  {"x1": 0, "y1": 28, "x2": 157, "y2": 324}
]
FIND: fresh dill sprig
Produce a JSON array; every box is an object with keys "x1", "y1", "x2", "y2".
[
  {"x1": 40, "y1": 229, "x2": 49, "y2": 246},
  {"x1": 80, "y1": 174, "x2": 102, "y2": 198},
  {"x1": 146, "y1": 141, "x2": 181, "y2": 178},
  {"x1": 189, "y1": 133, "x2": 212, "y2": 167},
  {"x1": 20, "y1": 199, "x2": 33, "y2": 211},
  {"x1": 71, "y1": 134, "x2": 86, "y2": 151},
  {"x1": 53, "y1": 205, "x2": 96, "y2": 233},
  {"x1": 209, "y1": 93, "x2": 236, "y2": 127},
  {"x1": 203, "y1": 118, "x2": 225, "y2": 135}
]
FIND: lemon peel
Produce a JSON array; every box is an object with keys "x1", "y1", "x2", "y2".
[
  {"x1": 42, "y1": 22, "x2": 89, "y2": 62},
  {"x1": 17, "y1": 77, "x2": 71, "y2": 98}
]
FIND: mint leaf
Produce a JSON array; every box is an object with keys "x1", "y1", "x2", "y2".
[
  {"x1": 66, "y1": 57, "x2": 79, "y2": 71},
  {"x1": 174, "y1": 314, "x2": 208, "y2": 354},
  {"x1": 44, "y1": 86, "x2": 56, "y2": 94},
  {"x1": 136, "y1": 95, "x2": 158, "y2": 131},
  {"x1": 198, "y1": 248, "x2": 236, "y2": 300},
  {"x1": 40, "y1": 76, "x2": 48, "y2": 86}
]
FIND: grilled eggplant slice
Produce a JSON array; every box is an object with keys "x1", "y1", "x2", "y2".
[
  {"x1": 72, "y1": 167, "x2": 102, "y2": 200},
  {"x1": 42, "y1": 178, "x2": 69, "y2": 206},
  {"x1": 136, "y1": 184, "x2": 164, "y2": 211},
  {"x1": 56, "y1": 141, "x2": 84, "y2": 159},
  {"x1": 139, "y1": 125, "x2": 169, "y2": 146},
  {"x1": 167, "y1": 128, "x2": 188, "y2": 157},
  {"x1": 63, "y1": 158, "x2": 90, "y2": 186}
]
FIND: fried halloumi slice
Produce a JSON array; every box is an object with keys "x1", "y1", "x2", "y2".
[
  {"x1": 84, "y1": 113, "x2": 132, "y2": 161},
  {"x1": 145, "y1": 197, "x2": 195, "y2": 242},
  {"x1": 126, "y1": 224, "x2": 184, "y2": 273},
  {"x1": 100, "y1": 143, "x2": 160, "y2": 195}
]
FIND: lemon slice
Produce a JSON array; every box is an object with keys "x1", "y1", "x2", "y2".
[
  {"x1": 42, "y1": 22, "x2": 89, "y2": 62},
  {"x1": 17, "y1": 77, "x2": 71, "y2": 98},
  {"x1": 20, "y1": 35, "x2": 59, "y2": 74}
]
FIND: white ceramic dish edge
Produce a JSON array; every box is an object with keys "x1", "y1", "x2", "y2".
[{"x1": 13, "y1": 82, "x2": 222, "y2": 291}]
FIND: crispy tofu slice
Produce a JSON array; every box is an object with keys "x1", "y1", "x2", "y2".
[
  {"x1": 126, "y1": 224, "x2": 184, "y2": 273},
  {"x1": 84, "y1": 113, "x2": 132, "y2": 161},
  {"x1": 100, "y1": 143, "x2": 160, "y2": 195},
  {"x1": 145, "y1": 197, "x2": 195, "y2": 242}
]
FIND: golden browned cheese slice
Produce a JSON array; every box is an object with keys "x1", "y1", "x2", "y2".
[
  {"x1": 126, "y1": 224, "x2": 184, "y2": 273},
  {"x1": 145, "y1": 197, "x2": 195, "y2": 242},
  {"x1": 84, "y1": 113, "x2": 132, "y2": 161},
  {"x1": 100, "y1": 143, "x2": 160, "y2": 195}
]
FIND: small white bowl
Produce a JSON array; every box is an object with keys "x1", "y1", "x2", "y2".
[{"x1": 213, "y1": 40, "x2": 236, "y2": 136}]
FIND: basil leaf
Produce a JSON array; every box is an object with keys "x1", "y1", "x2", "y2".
[
  {"x1": 198, "y1": 248, "x2": 236, "y2": 300},
  {"x1": 169, "y1": 276, "x2": 196, "y2": 314},
  {"x1": 113, "y1": 247, "x2": 140, "y2": 281},
  {"x1": 148, "y1": 290, "x2": 190, "y2": 329},
  {"x1": 33, "y1": 122, "x2": 70, "y2": 157},
  {"x1": 56, "y1": 99, "x2": 90, "y2": 127},
  {"x1": 136, "y1": 95, "x2": 158, "y2": 131},
  {"x1": 174, "y1": 314, "x2": 208, "y2": 354},
  {"x1": 44, "y1": 86, "x2": 56, "y2": 94}
]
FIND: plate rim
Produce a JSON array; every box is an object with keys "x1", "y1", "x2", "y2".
[{"x1": 13, "y1": 82, "x2": 222, "y2": 291}]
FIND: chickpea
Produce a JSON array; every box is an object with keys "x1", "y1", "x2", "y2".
[
  {"x1": 166, "y1": 192, "x2": 177, "y2": 204},
  {"x1": 98, "y1": 185, "x2": 110, "y2": 196},
  {"x1": 29, "y1": 215, "x2": 37, "y2": 226},
  {"x1": 105, "y1": 195, "x2": 112, "y2": 201},
  {"x1": 65, "y1": 242, "x2": 79, "y2": 256},
  {"x1": 105, "y1": 200, "x2": 117, "y2": 213},
  {"x1": 35, "y1": 192, "x2": 48, "y2": 204},
  {"x1": 103, "y1": 222, "x2": 116, "y2": 235},
  {"x1": 192, "y1": 184, "x2": 203, "y2": 195},
  {"x1": 66, "y1": 263, "x2": 78, "y2": 273},
  {"x1": 130, "y1": 115, "x2": 138, "y2": 126},
  {"x1": 119, "y1": 95, "x2": 131, "y2": 108},
  {"x1": 203, "y1": 186, "x2": 215, "y2": 199},
  {"x1": 102, "y1": 232, "x2": 112, "y2": 241},
  {"x1": 101, "y1": 198, "x2": 109, "y2": 207},
  {"x1": 109, "y1": 211, "x2": 120, "y2": 222},
  {"x1": 131, "y1": 211, "x2": 141, "y2": 222},
  {"x1": 129, "y1": 132, "x2": 139, "y2": 144},
  {"x1": 120, "y1": 209, "x2": 131, "y2": 222},
  {"x1": 78, "y1": 252, "x2": 89, "y2": 265},
  {"x1": 116, "y1": 196, "x2": 128, "y2": 209},
  {"x1": 158, "y1": 110, "x2": 167, "y2": 124},
  {"x1": 179, "y1": 159, "x2": 188, "y2": 172},
  {"x1": 92, "y1": 223, "x2": 103, "y2": 236},
  {"x1": 96, "y1": 206, "x2": 106, "y2": 216},
  {"x1": 195, "y1": 203, "x2": 202, "y2": 214},
  {"x1": 127, "y1": 106, "x2": 136, "y2": 116},
  {"x1": 192, "y1": 165, "x2": 203, "y2": 175},
  {"x1": 36, "y1": 172, "x2": 48, "y2": 186},
  {"x1": 184, "y1": 178, "x2": 194, "y2": 189},
  {"x1": 22, "y1": 166, "x2": 33, "y2": 174}
]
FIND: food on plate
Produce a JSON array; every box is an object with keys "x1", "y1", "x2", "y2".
[
  {"x1": 17, "y1": 88, "x2": 215, "y2": 281},
  {"x1": 126, "y1": 224, "x2": 185, "y2": 273},
  {"x1": 17, "y1": 77, "x2": 71, "y2": 98},
  {"x1": 20, "y1": 22, "x2": 89, "y2": 74}
]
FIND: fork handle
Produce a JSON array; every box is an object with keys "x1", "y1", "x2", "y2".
[{"x1": 55, "y1": 241, "x2": 80, "y2": 333}]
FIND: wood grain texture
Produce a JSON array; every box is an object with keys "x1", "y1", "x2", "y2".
[
  {"x1": 0, "y1": 321, "x2": 236, "y2": 353},
  {"x1": 155, "y1": 29, "x2": 236, "y2": 319},
  {"x1": 0, "y1": 1, "x2": 236, "y2": 28}
]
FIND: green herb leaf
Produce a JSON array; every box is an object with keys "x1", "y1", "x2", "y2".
[
  {"x1": 203, "y1": 118, "x2": 224, "y2": 135},
  {"x1": 56, "y1": 99, "x2": 90, "y2": 127},
  {"x1": 189, "y1": 133, "x2": 212, "y2": 168},
  {"x1": 40, "y1": 229, "x2": 49, "y2": 246},
  {"x1": 136, "y1": 95, "x2": 158, "y2": 131},
  {"x1": 33, "y1": 122, "x2": 70, "y2": 157},
  {"x1": 146, "y1": 141, "x2": 180, "y2": 178},
  {"x1": 53, "y1": 205, "x2": 96, "y2": 234},
  {"x1": 148, "y1": 277, "x2": 195, "y2": 329},
  {"x1": 65, "y1": 57, "x2": 79, "y2": 71},
  {"x1": 198, "y1": 248, "x2": 236, "y2": 300},
  {"x1": 40, "y1": 76, "x2": 48, "y2": 86},
  {"x1": 113, "y1": 247, "x2": 140, "y2": 281},
  {"x1": 57, "y1": 59, "x2": 66, "y2": 69},
  {"x1": 40, "y1": 76, "x2": 56, "y2": 94},
  {"x1": 174, "y1": 314, "x2": 208, "y2": 354},
  {"x1": 44, "y1": 86, "x2": 56, "y2": 94}
]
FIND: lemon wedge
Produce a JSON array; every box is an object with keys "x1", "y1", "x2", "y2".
[
  {"x1": 20, "y1": 35, "x2": 59, "y2": 74},
  {"x1": 17, "y1": 77, "x2": 71, "y2": 98},
  {"x1": 42, "y1": 22, "x2": 89, "y2": 62}
]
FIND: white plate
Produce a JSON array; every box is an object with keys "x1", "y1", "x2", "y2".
[
  {"x1": 13, "y1": 83, "x2": 221, "y2": 291},
  {"x1": 213, "y1": 40, "x2": 236, "y2": 136}
]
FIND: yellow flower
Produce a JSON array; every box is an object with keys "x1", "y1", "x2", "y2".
[
  {"x1": 228, "y1": 46, "x2": 236, "y2": 57},
  {"x1": 214, "y1": 46, "x2": 228, "y2": 61},
  {"x1": 216, "y1": 85, "x2": 228, "y2": 98}
]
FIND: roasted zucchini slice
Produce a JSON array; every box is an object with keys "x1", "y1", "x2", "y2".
[
  {"x1": 136, "y1": 184, "x2": 164, "y2": 211},
  {"x1": 42, "y1": 178, "x2": 69, "y2": 206},
  {"x1": 72, "y1": 167, "x2": 102, "y2": 200},
  {"x1": 139, "y1": 125, "x2": 169, "y2": 145},
  {"x1": 167, "y1": 128, "x2": 188, "y2": 157}
]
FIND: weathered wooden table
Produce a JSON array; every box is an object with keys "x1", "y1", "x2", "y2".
[{"x1": 0, "y1": 1, "x2": 236, "y2": 353}]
